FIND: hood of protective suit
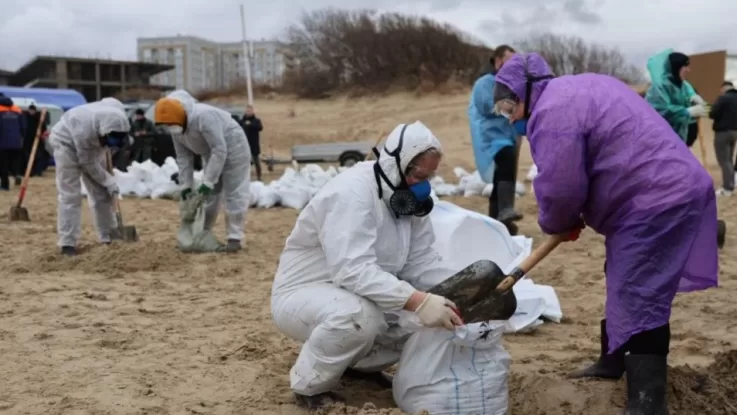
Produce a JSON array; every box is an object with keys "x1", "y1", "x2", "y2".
[
  {"x1": 98, "y1": 97, "x2": 125, "y2": 110},
  {"x1": 376, "y1": 121, "x2": 442, "y2": 201},
  {"x1": 93, "y1": 106, "x2": 130, "y2": 136},
  {"x1": 495, "y1": 53, "x2": 553, "y2": 113},
  {"x1": 167, "y1": 90, "x2": 197, "y2": 116}
]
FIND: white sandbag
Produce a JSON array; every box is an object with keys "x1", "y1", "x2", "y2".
[
  {"x1": 132, "y1": 181, "x2": 152, "y2": 198},
  {"x1": 257, "y1": 186, "x2": 280, "y2": 208},
  {"x1": 249, "y1": 181, "x2": 265, "y2": 207},
  {"x1": 278, "y1": 186, "x2": 311, "y2": 210},
  {"x1": 393, "y1": 201, "x2": 567, "y2": 415},
  {"x1": 393, "y1": 322, "x2": 510, "y2": 415},
  {"x1": 325, "y1": 166, "x2": 339, "y2": 177},
  {"x1": 434, "y1": 183, "x2": 461, "y2": 197},
  {"x1": 481, "y1": 183, "x2": 494, "y2": 197},
  {"x1": 460, "y1": 171, "x2": 486, "y2": 197},
  {"x1": 151, "y1": 182, "x2": 180, "y2": 199},
  {"x1": 453, "y1": 166, "x2": 470, "y2": 179},
  {"x1": 426, "y1": 201, "x2": 561, "y2": 331},
  {"x1": 516, "y1": 181, "x2": 527, "y2": 196}
]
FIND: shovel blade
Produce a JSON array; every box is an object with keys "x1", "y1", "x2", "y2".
[
  {"x1": 428, "y1": 259, "x2": 518, "y2": 323},
  {"x1": 121, "y1": 226, "x2": 139, "y2": 242},
  {"x1": 9, "y1": 206, "x2": 30, "y2": 222}
]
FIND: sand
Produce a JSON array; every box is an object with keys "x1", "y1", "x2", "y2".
[{"x1": 0, "y1": 91, "x2": 736, "y2": 414}]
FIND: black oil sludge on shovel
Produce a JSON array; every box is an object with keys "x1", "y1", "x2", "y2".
[{"x1": 428, "y1": 234, "x2": 566, "y2": 323}]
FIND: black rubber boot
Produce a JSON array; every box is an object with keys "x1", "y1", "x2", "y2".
[
  {"x1": 61, "y1": 246, "x2": 76, "y2": 256},
  {"x1": 293, "y1": 391, "x2": 345, "y2": 410},
  {"x1": 496, "y1": 181, "x2": 523, "y2": 226},
  {"x1": 717, "y1": 219, "x2": 726, "y2": 249},
  {"x1": 568, "y1": 319, "x2": 625, "y2": 379},
  {"x1": 343, "y1": 367, "x2": 394, "y2": 389},
  {"x1": 225, "y1": 239, "x2": 242, "y2": 253},
  {"x1": 623, "y1": 354, "x2": 669, "y2": 415}
]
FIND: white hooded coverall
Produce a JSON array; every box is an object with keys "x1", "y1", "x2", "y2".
[
  {"x1": 49, "y1": 98, "x2": 130, "y2": 247},
  {"x1": 271, "y1": 121, "x2": 448, "y2": 396},
  {"x1": 165, "y1": 90, "x2": 251, "y2": 241}
]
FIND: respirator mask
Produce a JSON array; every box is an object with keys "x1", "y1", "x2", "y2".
[
  {"x1": 372, "y1": 124, "x2": 434, "y2": 218},
  {"x1": 101, "y1": 131, "x2": 128, "y2": 148},
  {"x1": 166, "y1": 125, "x2": 184, "y2": 135}
]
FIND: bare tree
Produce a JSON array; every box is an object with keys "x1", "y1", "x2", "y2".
[
  {"x1": 282, "y1": 9, "x2": 492, "y2": 98},
  {"x1": 518, "y1": 33, "x2": 646, "y2": 84}
]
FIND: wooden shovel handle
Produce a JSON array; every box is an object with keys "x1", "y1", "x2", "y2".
[
  {"x1": 104, "y1": 149, "x2": 123, "y2": 214},
  {"x1": 16, "y1": 109, "x2": 47, "y2": 208},
  {"x1": 495, "y1": 233, "x2": 567, "y2": 292}
]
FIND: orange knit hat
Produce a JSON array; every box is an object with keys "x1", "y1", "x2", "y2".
[{"x1": 154, "y1": 98, "x2": 186, "y2": 126}]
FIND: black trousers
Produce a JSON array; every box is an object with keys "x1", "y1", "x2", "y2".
[
  {"x1": 0, "y1": 149, "x2": 23, "y2": 188},
  {"x1": 686, "y1": 122, "x2": 698, "y2": 148},
  {"x1": 252, "y1": 152, "x2": 262, "y2": 181},
  {"x1": 488, "y1": 145, "x2": 518, "y2": 217},
  {"x1": 23, "y1": 145, "x2": 47, "y2": 176}
]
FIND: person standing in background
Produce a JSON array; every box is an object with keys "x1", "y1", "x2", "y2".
[
  {"x1": 23, "y1": 105, "x2": 49, "y2": 177},
  {"x1": 468, "y1": 44, "x2": 523, "y2": 235},
  {"x1": 709, "y1": 81, "x2": 737, "y2": 197},
  {"x1": 645, "y1": 50, "x2": 708, "y2": 143},
  {"x1": 130, "y1": 108, "x2": 156, "y2": 163},
  {"x1": 240, "y1": 104, "x2": 263, "y2": 181},
  {"x1": 0, "y1": 94, "x2": 27, "y2": 190}
]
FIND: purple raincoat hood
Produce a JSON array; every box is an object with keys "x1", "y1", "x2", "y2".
[{"x1": 496, "y1": 53, "x2": 554, "y2": 113}]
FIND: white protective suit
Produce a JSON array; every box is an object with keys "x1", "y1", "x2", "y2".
[
  {"x1": 271, "y1": 121, "x2": 450, "y2": 396},
  {"x1": 49, "y1": 99, "x2": 130, "y2": 247},
  {"x1": 165, "y1": 90, "x2": 251, "y2": 241}
]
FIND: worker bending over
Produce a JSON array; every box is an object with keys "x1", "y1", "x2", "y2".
[
  {"x1": 153, "y1": 90, "x2": 251, "y2": 253},
  {"x1": 271, "y1": 121, "x2": 463, "y2": 410},
  {"x1": 493, "y1": 53, "x2": 718, "y2": 414},
  {"x1": 50, "y1": 97, "x2": 131, "y2": 256}
]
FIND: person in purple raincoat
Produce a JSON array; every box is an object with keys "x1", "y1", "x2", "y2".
[{"x1": 493, "y1": 53, "x2": 719, "y2": 414}]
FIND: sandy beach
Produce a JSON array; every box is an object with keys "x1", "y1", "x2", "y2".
[{"x1": 0, "y1": 92, "x2": 735, "y2": 414}]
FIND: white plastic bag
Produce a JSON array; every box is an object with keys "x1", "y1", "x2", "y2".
[
  {"x1": 393, "y1": 322, "x2": 510, "y2": 415},
  {"x1": 257, "y1": 186, "x2": 280, "y2": 208},
  {"x1": 279, "y1": 186, "x2": 311, "y2": 210}
]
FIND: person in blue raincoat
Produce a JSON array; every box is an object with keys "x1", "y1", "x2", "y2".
[
  {"x1": 645, "y1": 49, "x2": 709, "y2": 143},
  {"x1": 468, "y1": 44, "x2": 523, "y2": 235}
]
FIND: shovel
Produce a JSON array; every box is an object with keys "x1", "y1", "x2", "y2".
[
  {"x1": 105, "y1": 150, "x2": 139, "y2": 242},
  {"x1": 428, "y1": 234, "x2": 566, "y2": 322},
  {"x1": 10, "y1": 109, "x2": 47, "y2": 222}
]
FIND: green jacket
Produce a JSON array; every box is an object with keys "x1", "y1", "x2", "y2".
[{"x1": 644, "y1": 48, "x2": 697, "y2": 142}]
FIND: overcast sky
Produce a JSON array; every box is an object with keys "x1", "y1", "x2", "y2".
[{"x1": 1, "y1": 0, "x2": 734, "y2": 71}]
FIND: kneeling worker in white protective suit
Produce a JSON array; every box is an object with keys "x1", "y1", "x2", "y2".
[
  {"x1": 271, "y1": 121, "x2": 464, "y2": 410},
  {"x1": 153, "y1": 90, "x2": 251, "y2": 252},
  {"x1": 50, "y1": 97, "x2": 131, "y2": 256}
]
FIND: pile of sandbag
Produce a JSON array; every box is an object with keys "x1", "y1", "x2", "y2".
[{"x1": 82, "y1": 159, "x2": 536, "y2": 210}]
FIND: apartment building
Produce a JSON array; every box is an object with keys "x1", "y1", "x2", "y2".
[{"x1": 137, "y1": 35, "x2": 288, "y2": 92}]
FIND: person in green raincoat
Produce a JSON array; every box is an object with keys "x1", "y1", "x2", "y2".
[{"x1": 645, "y1": 49, "x2": 709, "y2": 142}]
